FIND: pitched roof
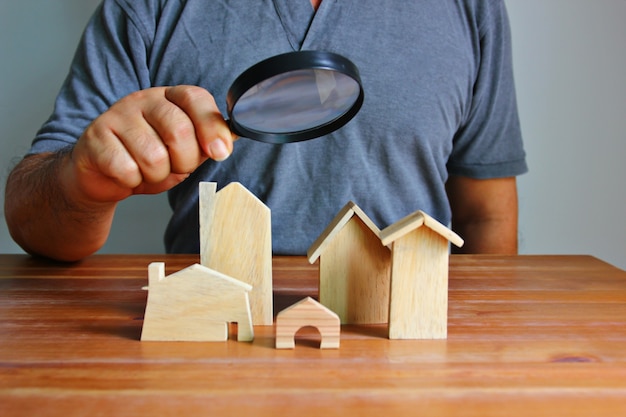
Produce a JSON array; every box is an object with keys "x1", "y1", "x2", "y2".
[
  {"x1": 277, "y1": 296, "x2": 339, "y2": 320},
  {"x1": 307, "y1": 201, "x2": 381, "y2": 263},
  {"x1": 380, "y1": 210, "x2": 464, "y2": 248},
  {"x1": 150, "y1": 263, "x2": 253, "y2": 292}
]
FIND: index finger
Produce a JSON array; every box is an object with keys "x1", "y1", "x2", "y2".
[{"x1": 164, "y1": 85, "x2": 236, "y2": 161}]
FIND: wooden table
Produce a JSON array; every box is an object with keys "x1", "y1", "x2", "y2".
[{"x1": 1, "y1": 254, "x2": 626, "y2": 416}]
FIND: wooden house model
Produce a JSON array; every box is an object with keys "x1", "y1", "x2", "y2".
[
  {"x1": 275, "y1": 297, "x2": 340, "y2": 349},
  {"x1": 141, "y1": 262, "x2": 253, "y2": 342},
  {"x1": 307, "y1": 202, "x2": 390, "y2": 324},
  {"x1": 380, "y1": 210, "x2": 464, "y2": 339},
  {"x1": 308, "y1": 204, "x2": 463, "y2": 340},
  {"x1": 199, "y1": 182, "x2": 273, "y2": 326}
]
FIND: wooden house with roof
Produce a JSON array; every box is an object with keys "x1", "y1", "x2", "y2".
[
  {"x1": 380, "y1": 210, "x2": 464, "y2": 339},
  {"x1": 199, "y1": 182, "x2": 273, "y2": 326},
  {"x1": 141, "y1": 262, "x2": 253, "y2": 342},
  {"x1": 275, "y1": 297, "x2": 340, "y2": 349},
  {"x1": 308, "y1": 202, "x2": 463, "y2": 340},
  {"x1": 307, "y1": 202, "x2": 391, "y2": 324}
]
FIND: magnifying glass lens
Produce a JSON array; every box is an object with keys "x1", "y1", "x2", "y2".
[
  {"x1": 227, "y1": 51, "x2": 364, "y2": 143},
  {"x1": 232, "y1": 68, "x2": 361, "y2": 134}
]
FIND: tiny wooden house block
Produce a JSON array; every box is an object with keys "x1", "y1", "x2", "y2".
[
  {"x1": 275, "y1": 297, "x2": 341, "y2": 349},
  {"x1": 307, "y1": 201, "x2": 391, "y2": 324},
  {"x1": 380, "y1": 211, "x2": 463, "y2": 340},
  {"x1": 141, "y1": 262, "x2": 254, "y2": 342},
  {"x1": 199, "y1": 182, "x2": 273, "y2": 326}
]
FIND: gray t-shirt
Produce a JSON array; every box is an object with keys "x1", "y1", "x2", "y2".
[{"x1": 29, "y1": 0, "x2": 527, "y2": 255}]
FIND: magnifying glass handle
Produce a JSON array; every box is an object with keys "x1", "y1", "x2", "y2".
[{"x1": 224, "y1": 119, "x2": 236, "y2": 135}]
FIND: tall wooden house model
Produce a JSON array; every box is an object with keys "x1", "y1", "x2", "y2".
[
  {"x1": 199, "y1": 182, "x2": 273, "y2": 325},
  {"x1": 380, "y1": 210, "x2": 464, "y2": 339},
  {"x1": 307, "y1": 202, "x2": 391, "y2": 324}
]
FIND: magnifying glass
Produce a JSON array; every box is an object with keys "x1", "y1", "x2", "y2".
[{"x1": 226, "y1": 51, "x2": 364, "y2": 144}]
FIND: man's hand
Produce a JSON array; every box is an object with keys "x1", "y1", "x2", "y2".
[
  {"x1": 5, "y1": 85, "x2": 236, "y2": 261},
  {"x1": 69, "y1": 85, "x2": 235, "y2": 204}
]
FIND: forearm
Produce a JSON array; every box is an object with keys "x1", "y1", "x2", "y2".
[
  {"x1": 451, "y1": 216, "x2": 518, "y2": 255},
  {"x1": 4, "y1": 150, "x2": 117, "y2": 261},
  {"x1": 446, "y1": 175, "x2": 519, "y2": 255}
]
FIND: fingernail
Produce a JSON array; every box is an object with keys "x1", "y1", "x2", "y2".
[{"x1": 208, "y1": 139, "x2": 230, "y2": 161}]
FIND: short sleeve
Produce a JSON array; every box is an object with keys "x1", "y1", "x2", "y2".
[
  {"x1": 446, "y1": 0, "x2": 528, "y2": 179},
  {"x1": 28, "y1": 0, "x2": 153, "y2": 154}
]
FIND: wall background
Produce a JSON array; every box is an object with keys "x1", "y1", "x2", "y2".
[
  {"x1": 1, "y1": 1, "x2": 625, "y2": 269},
  {"x1": 507, "y1": 0, "x2": 626, "y2": 270}
]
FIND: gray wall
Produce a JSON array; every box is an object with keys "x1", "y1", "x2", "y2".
[
  {"x1": 1, "y1": 1, "x2": 625, "y2": 269},
  {"x1": 507, "y1": 0, "x2": 626, "y2": 269}
]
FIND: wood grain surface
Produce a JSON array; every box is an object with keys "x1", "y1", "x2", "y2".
[{"x1": 1, "y1": 254, "x2": 626, "y2": 416}]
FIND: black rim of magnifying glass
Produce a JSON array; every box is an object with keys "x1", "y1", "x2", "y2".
[{"x1": 226, "y1": 51, "x2": 364, "y2": 144}]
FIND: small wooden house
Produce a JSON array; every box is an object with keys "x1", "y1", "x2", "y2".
[
  {"x1": 380, "y1": 211, "x2": 464, "y2": 339},
  {"x1": 275, "y1": 297, "x2": 340, "y2": 349},
  {"x1": 307, "y1": 202, "x2": 391, "y2": 324},
  {"x1": 141, "y1": 262, "x2": 254, "y2": 342},
  {"x1": 199, "y1": 182, "x2": 273, "y2": 326}
]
